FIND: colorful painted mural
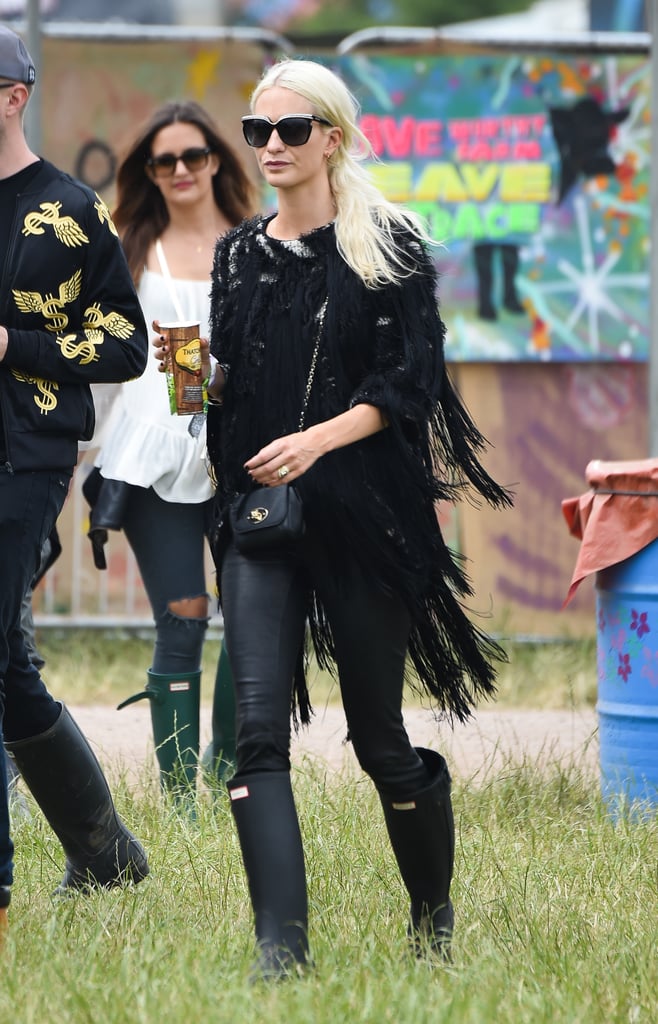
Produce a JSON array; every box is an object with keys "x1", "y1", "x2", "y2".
[{"x1": 334, "y1": 52, "x2": 651, "y2": 363}]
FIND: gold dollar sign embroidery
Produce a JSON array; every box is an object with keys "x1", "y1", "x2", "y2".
[
  {"x1": 22, "y1": 201, "x2": 62, "y2": 235},
  {"x1": 57, "y1": 333, "x2": 99, "y2": 365},
  {"x1": 94, "y1": 195, "x2": 118, "y2": 236},
  {"x1": 40, "y1": 298, "x2": 69, "y2": 332},
  {"x1": 22, "y1": 202, "x2": 89, "y2": 247},
  {"x1": 34, "y1": 379, "x2": 59, "y2": 414},
  {"x1": 83, "y1": 304, "x2": 134, "y2": 339},
  {"x1": 12, "y1": 269, "x2": 82, "y2": 332},
  {"x1": 11, "y1": 370, "x2": 59, "y2": 414}
]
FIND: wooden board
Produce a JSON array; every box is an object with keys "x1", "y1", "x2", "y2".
[{"x1": 452, "y1": 361, "x2": 648, "y2": 637}]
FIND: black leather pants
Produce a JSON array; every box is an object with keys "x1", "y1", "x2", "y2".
[{"x1": 220, "y1": 534, "x2": 429, "y2": 796}]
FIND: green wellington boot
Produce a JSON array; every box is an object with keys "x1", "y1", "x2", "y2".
[
  {"x1": 118, "y1": 670, "x2": 201, "y2": 808},
  {"x1": 200, "y1": 641, "x2": 236, "y2": 785}
]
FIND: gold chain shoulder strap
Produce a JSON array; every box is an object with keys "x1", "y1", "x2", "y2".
[{"x1": 298, "y1": 297, "x2": 327, "y2": 432}]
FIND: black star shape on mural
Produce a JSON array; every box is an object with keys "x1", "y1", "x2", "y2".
[{"x1": 548, "y1": 96, "x2": 629, "y2": 204}]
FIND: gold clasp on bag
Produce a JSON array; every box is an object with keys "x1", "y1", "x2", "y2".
[{"x1": 246, "y1": 508, "x2": 269, "y2": 524}]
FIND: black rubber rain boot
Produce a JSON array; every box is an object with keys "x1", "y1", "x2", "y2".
[
  {"x1": 118, "y1": 669, "x2": 201, "y2": 811},
  {"x1": 228, "y1": 771, "x2": 309, "y2": 980},
  {"x1": 200, "y1": 642, "x2": 236, "y2": 784},
  {"x1": 377, "y1": 747, "x2": 455, "y2": 961},
  {"x1": 4, "y1": 703, "x2": 149, "y2": 895}
]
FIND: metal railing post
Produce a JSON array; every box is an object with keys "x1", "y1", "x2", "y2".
[{"x1": 23, "y1": 0, "x2": 42, "y2": 153}]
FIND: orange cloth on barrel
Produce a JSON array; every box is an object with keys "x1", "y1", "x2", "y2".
[{"x1": 562, "y1": 458, "x2": 658, "y2": 607}]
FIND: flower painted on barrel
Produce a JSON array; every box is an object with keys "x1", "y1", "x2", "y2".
[
  {"x1": 630, "y1": 609, "x2": 650, "y2": 638},
  {"x1": 640, "y1": 646, "x2": 658, "y2": 688},
  {"x1": 597, "y1": 606, "x2": 606, "y2": 632},
  {"x1": 606, "y1": 607, "x2": 622, "y2": 631},
  {"x1": 617, "y1": 652, "x2": 632, "y2": 682},
  {"x1": 610, "y1": 627, "x2": 627, "y2": 653}
]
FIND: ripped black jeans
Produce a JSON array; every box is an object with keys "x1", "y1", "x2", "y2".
[
  {"x1": 122, "y1": 485, "x2": 211, "y2": 673},
  {"x1": 220, "y1": 533, "x2": 429, "y2": 797}
]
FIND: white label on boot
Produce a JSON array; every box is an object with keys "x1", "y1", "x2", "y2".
[
  {"x1": 392, "y1": 800, "x2": 417, "y2": 810},
  {"x1": 169, "y1": 681, "x2": 191, "y2": 692},
  {"x1": 230, "y1": 785, "x2": 250, "y2": 801}
]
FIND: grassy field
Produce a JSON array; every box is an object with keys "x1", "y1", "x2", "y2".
[
  {"x1": 4, "y1": 630, "x2": 656, "y2": 1023},
  {"x1": 3, "y1": 754, "x2": 657, "y2": 1023},
  {"x1": 33, "y1": 628, "x2": 599, "y2": 710}
]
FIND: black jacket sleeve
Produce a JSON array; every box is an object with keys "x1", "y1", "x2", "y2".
[{"x1": 4, "y1": 188, "x2": 147, "y2": 384}]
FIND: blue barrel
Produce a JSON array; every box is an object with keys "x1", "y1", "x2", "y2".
[{"x1": 596, "y1": 537, "x2": 658, "y2": 814}]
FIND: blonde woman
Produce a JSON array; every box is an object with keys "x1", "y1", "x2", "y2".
[{"x1": 195, "y1": 59, "x2": 511, "y2": 976}]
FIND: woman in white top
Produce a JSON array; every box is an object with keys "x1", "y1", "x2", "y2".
[{"x1": 92, "y1": 100, "x2": 255, "y2": 806}]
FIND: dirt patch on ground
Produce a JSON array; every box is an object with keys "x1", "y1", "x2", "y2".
[{"x1": 70, "y1": 703, "x2": 600, "y2": 787}]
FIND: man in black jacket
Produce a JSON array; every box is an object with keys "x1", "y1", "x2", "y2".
[{"x1": 0, "y1": 26, "x2": 150, "y2": 933}]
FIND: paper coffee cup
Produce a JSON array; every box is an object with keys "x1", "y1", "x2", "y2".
[{"x1": 160, "y1": 321, "x2": 206, "y2": 416}]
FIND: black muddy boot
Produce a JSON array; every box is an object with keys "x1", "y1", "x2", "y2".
[
  {"x1": 5, "y1": 703, "x2": 149, "y2": 895},
  {"x1": 378, "y1": 747, "x2": 455, "y2": 961},
  {"x1": 228, "y1": 770, "x2": 309, "y2": 980}
]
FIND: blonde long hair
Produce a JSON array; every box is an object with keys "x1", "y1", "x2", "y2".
[{"x1": 251, "y1": 60, "x2": 434, "y2": 288}]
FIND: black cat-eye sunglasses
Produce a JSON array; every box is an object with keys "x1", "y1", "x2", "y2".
[{"x1": 241, "y1": 114, "x2": 332, "y2": 148}]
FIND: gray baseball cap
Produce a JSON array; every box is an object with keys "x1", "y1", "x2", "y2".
[{"x1": 0, "y1": 26, "x2": 36, "y2": 85}]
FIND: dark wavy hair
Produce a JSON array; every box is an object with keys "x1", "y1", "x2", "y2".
[{"x1": 113, "y1": 100, "x2": 256, "y2": 283}]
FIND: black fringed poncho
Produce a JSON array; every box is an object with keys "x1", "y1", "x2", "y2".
[{"x1": 207, "y1": 215, "x2": 512, "y2": 723}]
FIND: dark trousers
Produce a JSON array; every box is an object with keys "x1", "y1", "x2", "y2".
[
  {"x1": 220, "y1": 534, "x2": 429, "y2": 796},
  {"x1": 122, "y1": 485, "x2": 211, "y2": 674},
  {"x1": 0, "y1": 468, "x2": 71, "y2": 888}
]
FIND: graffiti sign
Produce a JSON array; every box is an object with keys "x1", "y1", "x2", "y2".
[{"x1": 336, "y1": 52, "x2": 651, "y2": 362}]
